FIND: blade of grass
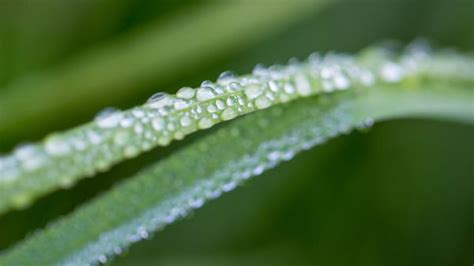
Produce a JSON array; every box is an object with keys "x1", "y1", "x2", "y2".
[
  {"x1": 0, "y1": 79, "x2": 471, "y2": 265},
  {"x1": 0, "y1": 43, "x2": 472, "y2": 214}
]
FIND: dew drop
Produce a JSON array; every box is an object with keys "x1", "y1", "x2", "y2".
[
  {"x1": 176, "y1": 87, "x2": 196, "y2": 99},
  {"x1": 120, "y1": 116, "x2": 134, "y2": 128},
  {"x1": 147, "y1": 92, "x2": 172, "y2": 108},
  {"x1": 294, "y1": 74, "x2": 312, "y2": 96},
  {"x1": 180, "y1": 116, "x2": 192, "y2": 127},
  {"x1": 221, "y1": 108, "x2": 238, "y2": 121},
  {"x1": 206, "y1": 104, "x2": 217, "y2": 113},
  {"x1": 268, "y1": 80, "x2": 279, "y2": 92},
  {"x1": 244, "y1": 85, "x2": 263, "y2": 99},
  {"x1": 255, "y1": 96, "x2": 271, "y2": 109},
  {"x1": 98, "y1": 255, "x2": 107, "y2": 264},
  {"x1": 95, "y1": 107, "x2": 123, "y2": 128},
  {"x1": 226, "y1": 97, "x2": 235, "y2": 106},
  {"x1": 188, "y1": 197, "x2": 204, "y2": 209},
  {"x1": 222, "y1": 181, "x2": 237, "y2": 192},
  {"x1": 217, "y1": 71, "x2": 236, "y2": 85},
  {"x1": 151, "y1": 117, "x2": 164, "y2": 131},
  {"x1": 283, "y1": 83, "x2": 295, "y2": 94},
  {"x1": 201, "y1": 80, "x2": 214, "y2": 88},
  {"x1": 215, "y1": 100, "x2": 226, "y2": 110},
  {"x1": 196, "y1": 87, "x2": 215, "y2": 101},
  {"x1": 333, "y1": 74, "x2": 350, "y2": 90},
  {"x1": 381, "y1": 62, "x2": 404, "y2": 82},
  {"x1": 45, "y1": 135, "x2": 70, "y2": 156},
  {"x1": 198, "y1": 117, "x2": 214, "y2": 129},
  {"x1": 123, "y1": 146, "x2": 139, "y2": 158},
  {"x1": 132, "y1": 109, "x2": 145, "y2": 118},
  {"x1": 157, "y1": 136, "x2": 171, "y2": 146},
  {"x1": 173, "y1": 99, "x2": 189, "y2": 110}
]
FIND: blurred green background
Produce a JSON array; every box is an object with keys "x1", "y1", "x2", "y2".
[{"x1": 0, "y1": 0, "x2": 472, "y2": 265}]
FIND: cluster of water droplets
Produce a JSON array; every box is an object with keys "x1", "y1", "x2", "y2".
[{"x1": 0, "y1": 41, "x2": 466, "y2": 211}]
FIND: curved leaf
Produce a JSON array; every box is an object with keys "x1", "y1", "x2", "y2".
[{"x1": 0, "y1": 43, "x2": 472, "y2": 214}]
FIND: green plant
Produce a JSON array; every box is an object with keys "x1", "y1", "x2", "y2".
[
  {"x1": 0, "y1": 41, "x2": 472, "y2": 265},
  {"x1": 1, "y1": 1, "x2": 473, "y2": 265}
]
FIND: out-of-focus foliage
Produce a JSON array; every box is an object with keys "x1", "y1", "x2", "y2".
[{"x1": 0, "y1": 0, "x2": 472, "y2": 265}]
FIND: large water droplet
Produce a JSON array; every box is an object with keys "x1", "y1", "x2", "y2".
[
  {"x1": 381, "y1": 62, "x2": 404, "y2": 82},
  {"x1": 217, "y1": 71, "x2": 236, "y2": 85},
  {"x1": 244, "y1": 85, "x2": 263, "y2": 99},
  {"x1": 255, "y1": 96, "x2": 271, "y2": 109},
  {"x1": 95, "y1": 107, "x2": 123, "y2": 128},
  {"x1": 147, "y1": 92, "x2": 172, "y2": 108},
  {"x1": 221, "y1": 108, "x2": 238, "y2": 121},
  {"x1": 196, "y1": 87, "x2": 215, "y2": 101},
  {"x1": 45, "y1": 135, "x2": 70, "y2": 156},
  {"x1": 198, "y1": 117, "x2": 214, "y2": 129},
  {"x1": 176, "y1": 87, "x2": 196, "y2": 99}
]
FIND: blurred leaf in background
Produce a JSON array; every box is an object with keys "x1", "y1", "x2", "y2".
[{"x1": 0, "y1": 0, "x2": 472, "y2": 265}]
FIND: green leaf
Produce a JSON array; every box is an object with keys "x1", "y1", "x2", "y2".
[
  {"x1": 1, "y1": 76, "x2": 472, "y2": 265},
  {"x1": 0, "y1": 43, "x2": 472, "y2": 214}
]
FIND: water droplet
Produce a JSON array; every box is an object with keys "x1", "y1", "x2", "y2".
[
  {"x1": 333, "y1": 74, "x2": 350, "y2": 90},
  {"x1": 189, "y1": 197, "x2": 204, "y2": 208},
  {"x1": 132, "y1": 109, "x2": 145, "y2": 118},
  {"x1": 222, "y1": 181, "x2": 237, "y2": 192},
  {"x1": 157, "y1": 136, "x2": 171, "y2": 146},
  {"x1": 147, "y1": 92, "x2": 172, "y2": 108},
  {"x1": 206, "y1": 104, "x2": 217, "y2": 113},
  {"x1": 196, "y1": 87, "x2": 215, "y2": 101},
  {"x1": 123, "y1": 146, "x2": 139, "y2": 158},
  {"x1": 226, "y1": 97, "x2": 235, "y2": 106},
  {"x1": 244, "y1": 85, "x2": 263, "y2": 99},
  {"x1": 252, "y1": 64, "x2": 267, "y2": 76},
  {"x1": 201, "y1": 80, "x2": 214, "y2": 88},
  {"x1": 198, "y1": 117, "x2": 214, "y2": 129},
  {"x1": 294, "y1": 74, "x2": 312, "y2": 96},
  {"x1": 268, "y1": 80, "x2": 279, "y2": 92},
  {"x1": 360, "y1": 71, "x2": 375, "y2": 85},
  {"x1": 152, "y1": 117, "x2": 164, "y2": 131},
  {"x1": 255, "y1": 96, "x2": 271, "y2": 109},
  {"x1": 283, "y1": 83, "x2": 295, "y2": 94},
  {"x1": 180, "y1": 116, "x2": 192, "y2": 127},
  {"x1": 217, "y1": 71, "x2": 236, "y2": 85},
  {"x1": 381, "y1": 62, "x2": 404, "y2": 82},
  {"x1": 95, "y1": 108, "x2": 123, "y2": 128},
  {"x1": 221, "y1": 108, "x2": 238, "y2": 121},
  {"x1": 113, "y1": 131, "x2": 130, "y2": 146},
  {"x1": 120, "y1": 116, "x2": 134, "y2": 128},
  {"x1": 45, "y1": 135, "x2": 70, "y2": 156},
  {"x1": 267, "y1": 151, "x2": 280, "y2": 161},
  {"x1": 176, "y1": 87, "x2": 196, "y2": 99},
  {"x1": 98, "y1": 255, "x2": 107, "y2": 264},
  {"x1": 173, "y1": 99, "x2": 189, "y2": 110},
  {"x1": 215, "y1": 100, "x2": 226, "y2": 110}
]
